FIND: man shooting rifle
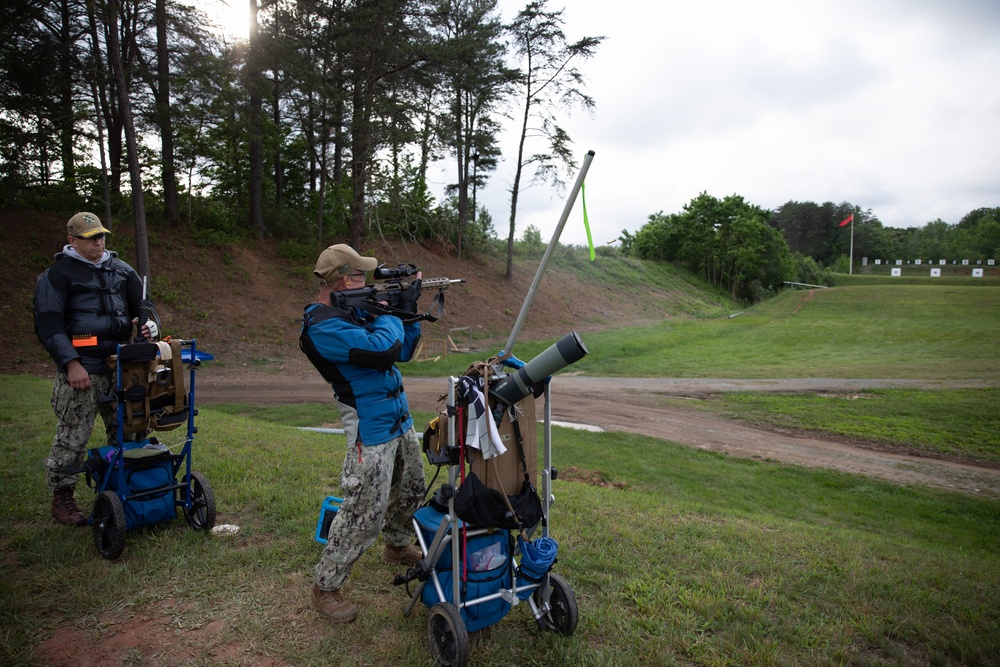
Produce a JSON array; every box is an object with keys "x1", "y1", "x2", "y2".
[{"x1": 300, "y1": 243, "x2": 452, "y2": 624}]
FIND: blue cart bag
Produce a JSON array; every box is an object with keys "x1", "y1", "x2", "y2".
[
  {"x1": 91, "y1": 442, "x2": 177, "y2": 531},
  {"x1": 415, "y1": 506, "x2": 512, "y2": 632}
]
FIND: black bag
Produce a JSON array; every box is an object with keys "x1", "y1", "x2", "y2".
[
  {"x1": 507, "y1": 478, "x2": 543, "y2": 530},
  {"x1": 455, "y1": 469, "x2": 543, "y2": 530},
  {"x1": 454, "y1": 470, "x2": 518, "y2": 529},
  {"x1": 507, "y1": 410, "x2": 544, "y2": 530},
  {"x1": 453, "y1": 391, "x2": 544, "y2": 531}
]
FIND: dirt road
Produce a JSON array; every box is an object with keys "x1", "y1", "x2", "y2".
[{"x1": 196, "y1": 367, "x2": 1000, "y2": 499}]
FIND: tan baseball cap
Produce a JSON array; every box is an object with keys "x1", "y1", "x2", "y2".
[
  {"x1": 67, "y1": 212, "x2": 111, "y2": 238},
  {"x1": 314, "y1": 244, "x2": 378, "y2": 282}
]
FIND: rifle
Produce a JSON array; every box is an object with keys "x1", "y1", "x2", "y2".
[{"x1": 334, "y1": 264, "x2": 465, "y2": 324}]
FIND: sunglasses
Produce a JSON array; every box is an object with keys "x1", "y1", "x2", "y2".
[{"x1": 75, "y1": 233, "x2": 107, "y2": 240}]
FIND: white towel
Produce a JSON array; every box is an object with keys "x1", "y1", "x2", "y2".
[{"x1": 455, "y1": 376, "x2": 507, "y2": 458}]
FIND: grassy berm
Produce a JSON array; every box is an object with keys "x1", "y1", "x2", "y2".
[{"x1": 1, "y1": 209, "x2": 736, "y2": 376}]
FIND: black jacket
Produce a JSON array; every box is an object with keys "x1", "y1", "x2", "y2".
[{"x1": 33, "y1": 250, "x2": 144, "y2": 373}]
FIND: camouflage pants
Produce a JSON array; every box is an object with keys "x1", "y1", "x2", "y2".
[
  {"x1": 45, "y1": 371, "x2": 114, "y2": 493},
  {"x1": 314, "y1": 427, "x2": 426, "y2": 591}
]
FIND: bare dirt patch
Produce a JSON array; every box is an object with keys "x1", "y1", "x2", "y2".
[
  {"x1": 194, "y1": 358, "x2": 1000, "y2": 499},
  {"x1": 33, "y1": 597, "x2": 302, "y2": 667},
  {"x1": 560, "y1": 466, "x2": 629, "y2": 489}
]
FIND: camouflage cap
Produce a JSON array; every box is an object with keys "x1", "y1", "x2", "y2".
[
  {"x1": 67, "y1": 212, "x2": 111, "y2": 238},
  {"x1": 313, "y1": 244, "x2": 378, "y2": 282}
]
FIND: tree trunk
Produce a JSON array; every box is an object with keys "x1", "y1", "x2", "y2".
[
  {"x1": 506, "y1": 88, "x2": 531, "y2": 280},
  {"x1": 454, "y1": 88, "x2": 467, "y2": 260},
  {"x1": 155, "y1": 0, "x2": 178, "y2": 224},
  {"x1": 248, "y1": 0, "x2": 265, "y2": 239},
  {"x1": 85, "y1": 3, "x2": 113, "y2": 227},
  {"x1": 57, "y1": 0, "x2": 76, "y2": 189},
  {"x1": 272, "y1": 81, "x2": 283, "y2": 212},
  {"x1": 348, "y1": 80, "x2": 369, "y2": 249},
  {"x1": 105, "y1": 0, "x2": 149, "y2": 279},
  {"x1": 316, "y1": 118, "x2": 328, "y2": 245},
  {"x1": 88, "y1": 78, "x2": 113, "y2": 229},
  {"x1": 87, "y1": 11, "x2": 121, "y2": 195}
]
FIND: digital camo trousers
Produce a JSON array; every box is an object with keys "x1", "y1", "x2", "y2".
[
  {"x1": 314, "y1": 427, "x2": 426, "y2": 591},
  {"x1": 45, "y1": 371, "x2": 115, "y2": 493}
]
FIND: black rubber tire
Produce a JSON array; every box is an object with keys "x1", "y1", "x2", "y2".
[
  {"x1": 427, "y1": 602, "x2": 469, "y2": 667},
  {"x1": 182, "y1": 471, "x2": 216, "y2": 531},
  {"x1": 534, "y1": 572, "x2": 579, "y2": 636},
  {"x1": 92, "y1": 491, "x2": 126, "y2": 560}
]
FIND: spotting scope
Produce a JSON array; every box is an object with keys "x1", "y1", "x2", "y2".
[{"x1": 489, "y1": 331, "x2": 589, "y2": 406}]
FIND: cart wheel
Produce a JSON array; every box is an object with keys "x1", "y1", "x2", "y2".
[
  {"x1": 427, "y1": 602, "x2": 469, "y2": 667},
  {"x1": 182, "y1": 471, "x2": 216, "y2": 531},
  {"x1": 534, "y1": 572, "x2": 578, "y2": 636},
  {"x1": 92, "y1": 491, "x2": 126, "y2": 560}
]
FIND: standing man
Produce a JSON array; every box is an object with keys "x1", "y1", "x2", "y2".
[
  {"x1": 33, "y1": 212, "x2": 158, "y2": 526},
  {"x1": 299, "y1": 244, "x2": 426, "y2": 623}
]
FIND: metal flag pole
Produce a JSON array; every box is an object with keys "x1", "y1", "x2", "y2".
[
  {"x1": 849, "y1": 213, "x2": 855, "y2": 275},
  {"x1": 500, "y1": 150, "x2": 595, "y2": 357}
]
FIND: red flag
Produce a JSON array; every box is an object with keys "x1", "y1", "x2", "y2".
[{"x1": 839, "y1": 214, "x2": 853, "y2": 227}]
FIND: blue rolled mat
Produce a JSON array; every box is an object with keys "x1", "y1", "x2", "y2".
[{"x1": 516, "y1": 535, "x2": 558, "y2": 599}]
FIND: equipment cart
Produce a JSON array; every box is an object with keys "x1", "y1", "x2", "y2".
[
  {"x1": 397, "y1": 150, "x2": 594, "y2": 665},
  {"x1": 396, "y1": 367, "x2": 580, "y2": 667},
  {"x1": 85, "y1": 338, "x2": 216, "y2": 559}
]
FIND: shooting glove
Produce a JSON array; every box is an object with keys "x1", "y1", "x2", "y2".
[{"x1": 398, "y1": 279, "x2": 422, "y2": 314}]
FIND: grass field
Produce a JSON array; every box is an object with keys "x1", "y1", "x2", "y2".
[
  {"x1": 2, "y1": 281, "x2": 998, "y2": 666},
  {"x1": 407, "y1": 283, "x2": 1000, "y2": 379},
  {"x1": 1, "y1": 377, "x2": 998, "y2": 666},
  {"x1": 689, "y1": 388, "x2": 1000, "y2": 463}
]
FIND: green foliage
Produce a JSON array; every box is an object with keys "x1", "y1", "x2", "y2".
[
  {"x1": 514, "y1": 224, "x2": 546, "y2": 257},
  {"x1": 276, "y1": 239, "x2": 314, "y2": 264},
  {"x1": 434, "y1": 195, "x2": 502, "y2": 257},
  {"x1": 150, "y1": 277, "x2": 184, "y2": 309},
  {"x1": 502, "y1": 1, "x2": 604, "y2": 275},
  {"x1": 790, "y1": 252, "x2": 835, "y2": 286},
  {"x1": 187, "y1": 196, "x2": 250, "y2": 247},
  {"x1": 368, "y1": 158, "x2": 449, "y2": 244},
  {"x1": 625, "y1": 193, "x2": 795, "y2": 303},
  {"x1": 773, "y1": 202, "x2": 1000, "y2": 267}
]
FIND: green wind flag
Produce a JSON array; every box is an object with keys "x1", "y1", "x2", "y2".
[{"x1": 582, "y1": 182, "x2": 595, "y2": 261}]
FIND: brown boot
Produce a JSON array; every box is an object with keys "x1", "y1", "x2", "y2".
[
  {"x1": 310, "y1": 585, "x2": 359, "y2": 623},
  {"x1": 383, "y1": 543, "x2": 422, "y2": 566},
  {"x1": 51, "y1": 488, "x2": 86, "y2": 526}
]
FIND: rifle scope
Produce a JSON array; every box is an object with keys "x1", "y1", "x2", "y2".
[{"x1": 374, "y1": 263, "x2": 419, "y2": 280}]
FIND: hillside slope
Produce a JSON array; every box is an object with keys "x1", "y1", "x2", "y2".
[{"x1": 2, "y1": 210, "x2": 733, "y2": 375}]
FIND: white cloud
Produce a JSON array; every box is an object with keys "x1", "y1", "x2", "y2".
[
  {"x1": 476, "y1": 0, "x2": 1000, "y2": 247},
  {"x1": 205, "y1": 0, "x2": 1000, "y2": 247}
]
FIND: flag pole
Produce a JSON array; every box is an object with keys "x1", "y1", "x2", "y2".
[{"x1": 849, "y1": 213, "x2": 855, "y2": 275}]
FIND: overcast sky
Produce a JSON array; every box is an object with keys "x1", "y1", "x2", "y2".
[
  {"x1": 210, "y1": 0, "x2": 1000, "y2": 248},
  {"x1": 464, "y1": 0, "x2": 1000, "y2": 247}
]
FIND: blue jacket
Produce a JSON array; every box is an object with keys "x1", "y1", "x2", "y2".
[{"x1": 299, "y1": 301, "x2": 421, "y2": 447}]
